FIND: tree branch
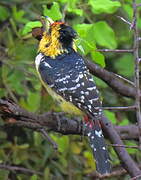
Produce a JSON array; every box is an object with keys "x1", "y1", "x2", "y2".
[
  {"x1": 132, "y1": 0, "x2": 141, "y2": 149},
  {"x1": 85, "y1": 59, "x2": 140, "y2": 100},
  {"x1": 0, "y1": 99, "x2": 141, "y2": 177},
  {"x1": 97, "y1": 49, "x2": 133, "y2": 53},
  {"x1": 0, "y1": 163, "x2": 43, "y2": 176}
]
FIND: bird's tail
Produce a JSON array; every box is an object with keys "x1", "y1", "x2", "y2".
[{"x1": 84, "y1": 118, "x2": 111, "y2": 174}]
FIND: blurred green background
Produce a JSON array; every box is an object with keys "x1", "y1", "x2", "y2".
[{"x1": 0, "y1": 0, "x2": 141, "y2": 179}]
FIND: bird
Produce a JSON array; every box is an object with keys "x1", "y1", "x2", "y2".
[{"x1": 34, "y1": 16, "x2": 111, "y2": 174}]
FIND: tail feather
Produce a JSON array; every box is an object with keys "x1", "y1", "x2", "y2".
[{"x1": 85, "y1": 120, "x2": 111, "y2": 174}]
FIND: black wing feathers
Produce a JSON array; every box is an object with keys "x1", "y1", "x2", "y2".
[{"x1": 38, "y1": 51, "x2": 102, "y2": 117}]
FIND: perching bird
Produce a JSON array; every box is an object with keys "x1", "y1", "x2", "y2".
[{"x1": 35, "y1": 16, "x2": 110, "y2": 174}]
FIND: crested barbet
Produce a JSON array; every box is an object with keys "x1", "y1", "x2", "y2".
[{"x1": 35, "y1": 16, "x2": 111, "y2": 174}]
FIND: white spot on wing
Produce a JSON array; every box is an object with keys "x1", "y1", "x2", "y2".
[
  {"x1": 68, "y1": 86, "x2": 77, "y2": 91},
  {"x1": 89, "y1": 78, "x2": 93, "y2": 82},
  {"x1": 87, "y1": 86, "x2": 96, "y2": 91},
  {"x1": 102, "y1": 147, "x2": 106, "y2": 150},
  {"x1": 58, "y1": 87, "x2": 67, "y2": 92},
  {"x1": 88, "y1": 132, "x2": 91, "y2": 137},
  {"x1": 85, "y1": 91, "x2": 89, "y2": 95},
  {"x1": 93, "y1": 112, "x2": 98, "y2": 115},
  {"x1": 69, "y1": 96, "x2": 72, "y2": 102},
  {"x1": 43, "y1": 62, "x2": 52, "y2": 68},
  {"x1": 88, "y1": 105, "x2": 92, "y2": 110},
  {"x1": 95, "y1": 130, "x2": 102, "y2": 137},
  {"x1": 81, "y1": 96, "x2": 85, "y2": 100},
  {"x1": 80, "y1": 91, "x2": 84, "y2": 94},
  {"x1": 89, "y1": 98, "x2": 99, "y2": 104},
  {"x1": 76, "y1": 83, "x2": 81, "y2": 88},
  {"x1": 98, "y1": 112, "x2": 102, "y2": 115},
  {"x1": 94, "y1": 106, "x2": 100, "y2": 110},
  {"x1": 79, "y1": 74, "x2": 83, "y2": 78},
  {"x1": 77, "y1": 103, "x2": 81, "y2": 108}
]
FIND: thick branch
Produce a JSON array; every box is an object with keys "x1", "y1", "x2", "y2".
[
  {"x1": 132, "y1": 0, "x2": 141, "y2": 149},
  {"x1": 85, "y1": 59, "x2": 140, "y2": 100},
  {"x1": 115, "y1": 125, "x2": 139, "y2": 140},
  {"x1": 101, "y1": 115, "x2": 141, "y2": 176},
  {"x1": 0, "y1": 99, "x2": 141, "y2": 177}
]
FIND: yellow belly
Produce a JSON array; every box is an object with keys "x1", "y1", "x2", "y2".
[
  {"x1": 36, "y1": 71, "x2": 83, "y2": 116},
  {"x1": 44, "y1": 83, "x2": 83, "y2": 116}
]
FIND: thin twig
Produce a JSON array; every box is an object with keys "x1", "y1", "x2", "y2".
[
  {"x1": 103, "y1": 105, "x2": 136, "y2": 111},
  {"x1": 38, "y1": 128, "x2": 58, "y2": 150},
  {"x1": 0, "y1": 163, "x2": 43, "y2": 176},
  {"x1": 96, "y1": 49, "x2": 133, "y2": 53},
  {"x1": 117, "y1": 16, "x2": 131, "y2": 26},
  {"x1": 107, "y1": 144, "x2": 139, "y2": 149},
  {"x1": 115, "y1": 74, "x2": 135, "y2": 87},
  {"x1": 132, "y1": 0, "x2": 141, "y2": 149},
  {"x1": 130, "y1": 174, "x2": 141, "y2": 180},
  {"x1": 136, "y1": 3, "x2": 141, "y2": 7}
]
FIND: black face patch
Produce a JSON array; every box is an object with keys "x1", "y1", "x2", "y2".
[
  {"x1": 59, "y1": 24, "x2": 77, "y2": 49},
  {"x1": 60, "y1": 24, "x2": 77, "y2": 38}
]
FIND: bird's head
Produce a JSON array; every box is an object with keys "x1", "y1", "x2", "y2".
[{"x1": 38, "y1": 16, "x2": 77, "y2": 58}]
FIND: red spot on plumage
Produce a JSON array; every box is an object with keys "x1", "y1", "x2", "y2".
[
  {"x1": 83, "y1": 115, "x2": 89, "y2": 123},
  {"x1": 83, "y1": 115, "x2": 93, "y2": 128},
  {"x1": 51, "y1": 22, "x2": 65, "y2": 26}
]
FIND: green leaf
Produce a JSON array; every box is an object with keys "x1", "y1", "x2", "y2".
[
  {"x1": 34, "y1": 132, "x2": 42, "y2": 146},
  {"x1": 74, "y1": 24, "x2": 93, "y2": 38},
  {"x1": 12, "y1": 6, "x2": 28, "y2": 23},
  {"x1": 74, "y1": 24, "x2": 95, "y2": 54},
  {"x1": 93, "y1": 21, "x2": 117, "y2": 49},
  {"x1": 114, "y1": 54, "x2": 134, "y2": 77},
  {"x1": 20, "y1": 91, "x2": 41, "y2": 112},
  {"x1": 64, "y1": 0, "x2": 83, "y2": 16},
  {"x1": 119, "y1": 118, "x2": 129, "y2": 126},
  {"x1": 30, "y1": 175, "x2": 38, "y2": 180},
  {"x1": 123, "y1": 4, "x2": 133, "y2": 20},
  {"x1": 21, "y1": 21, "x2": 42, "y2": 36},
  {"x1": 57, "y1": 136, "x2": 69, "y2": 153},
  {"x1": 44, "y1": 167, "x2": 50, "y2": 180},
  {"x1": 126, "y1": 141, "x2": 138, "y2": 154},
  {"x1": 84, "y1": 151, "x2": 96, "y2": 170},
  {"x1": 43, "y1": 2, "x2": 62, "y2": 21},
  {"x1": 76, "y1": 39, "x2": 94, "y2": 55},
  {"x1": 94, "y1": 77, "x2": 108, "y2": 88},
  {"x1": 51, "y1": 135, "x2": 69, "y2": 153},
  {"x1": 89, "y1": 0, "x2": 121, "y2": 14},
  {"x1": 18, "y1": 144, "x2": 29, "y2": 149},
  {"x1": 68, "y1": 8, "x2": 83, "y2": 16},
  {"x1": 74, "y1": 23, "x2": 106, "y2": 66},
  {"x1": 0, "y1": 5, "x2": 9, "y2": 21},
  {"x1": 91, "y1": 51, "x2": 105, "y2": 67},
  {"x1": 104, "y1": 110, "x2": 116, "y2": 124}
]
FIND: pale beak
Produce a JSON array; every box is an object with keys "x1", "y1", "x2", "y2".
[
  {"x1": 45, "y1": 16, "x2": 54, "y2": 24},
  {"x1": 41, "y1": 16, "x2": 54, "y2": 32}
]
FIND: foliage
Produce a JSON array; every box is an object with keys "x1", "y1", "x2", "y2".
[{"x1": 0, "y1": 0, "x2": 140, "y2": 179}]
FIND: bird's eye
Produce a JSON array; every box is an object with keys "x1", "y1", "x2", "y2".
[{"x1": 45, "y1": 43, "x2": 50, "y2": 47}]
